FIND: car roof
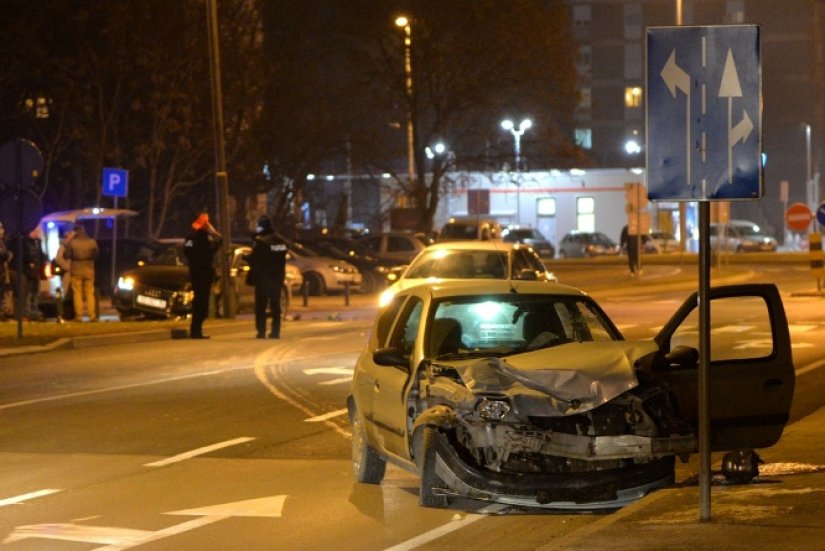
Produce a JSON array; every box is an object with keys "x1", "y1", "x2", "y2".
[
  {"x1": 421, "y1": 240, "x2": 518, "y2": 252},
  {"x1": 402, "y1": 279, "x2": 585, "y2": 300}
]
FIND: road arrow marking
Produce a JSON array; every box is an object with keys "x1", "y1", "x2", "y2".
[
  {"x1": 3, "y1": 523, "x2": 152, "y2": 545},
  {"x1": 0, "y1": 488, "x2": 61, "y2": 508},
  {"x1": 4, "y1": 496, "x2": 287, "y2": 549},
  {"x1": 167, "y1": 495, "x2": 286, "y2": 518},
  {"x1": 660, "y1": 50, "x2": 692, "y2": 187}
]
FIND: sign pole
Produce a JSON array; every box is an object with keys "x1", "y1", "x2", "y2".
[
  {"x1": 698, "y1": 201, "x2": 712, "y2": 521},
  {"x1": 112, "y1": 196, "x2": 118, "y2": 294}
]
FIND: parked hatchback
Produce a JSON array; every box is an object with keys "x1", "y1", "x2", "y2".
[
  {"x1": 709, "y1": 220, "x2": 777, "y2": 253},
  {"x1": 558, "y1": 231, "x2": 620, "y2": 258}
]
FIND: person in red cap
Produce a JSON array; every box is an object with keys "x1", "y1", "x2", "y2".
[{"x1": 184, "y1": 212, "x2": 221, "y2": 338}]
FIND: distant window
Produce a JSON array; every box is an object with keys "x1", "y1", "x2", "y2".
[
  {"x1": 577, "y1": 197, "x2": 595, "y2": 232},
  {"x1": 575, "y1": 128, "x2": 592, "y2": 149},
  {"x1": 537, "y1": 197, "x2": 556, "y2": 217},
  {"x1": 625, "y1": 87, "x2": 643, "y2": 108}
]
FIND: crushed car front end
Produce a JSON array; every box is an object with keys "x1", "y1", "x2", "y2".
[{"x1": 411, "y1": 342, "x2": 696, "y2": 510}]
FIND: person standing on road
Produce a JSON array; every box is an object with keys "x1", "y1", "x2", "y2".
[
  {"x1": 55, "y1": 229, "x2": 75, "y2": 321},
  {"x1": 244, "y1": 215, "x2": 287, "y2": 339},
  {"x1": 620, "y1": 225, "x2": 639, "y2": 276},
  {"x1": 184, "y1": 213, "x2": 221, "y2": 339},
  {"x1": 65, "y1": 224, "x2": 100, "y2": 321}
]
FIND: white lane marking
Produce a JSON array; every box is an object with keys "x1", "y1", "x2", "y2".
[
  {"x1": 303, "y1": 367, "x2": 353, "y2": 376},
  {"x1": 383, "y1": 514, "x2": 486, "y2": 551},
  {"x1": 254, "y1": 350, "x2": 351, "y2": 439},
  {"x1": 305, "y1": 408, "x2": 348, "y2": 423},
  {"x1": 798, "y1": 359, "x2": 825, "y2": 377},
  {"x1": 318, "y1": 376, "x2": 352, "y2": 386},
  {"x1": 789, "y1": 324, "x2": 817, "y2": 333},
  {"x1": 0, "y1": 489, "x2": 61, "y2": 508},
  {"x1": 144, "y1": 437, "x2": 255, "y2": 467},
  {"x1": 0, "y1": 364, "x2": 259, "y2": 411},
  {"x1": 715, "y1": 325, "x2": 753, "y2": 333}
]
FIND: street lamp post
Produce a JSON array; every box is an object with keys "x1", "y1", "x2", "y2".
[
  {"x1": 395, "y1": 16, "x2": 414, "y2": 206},
  {"x1": 501, "y1": 118, "x2": 532, "y2": 225}
]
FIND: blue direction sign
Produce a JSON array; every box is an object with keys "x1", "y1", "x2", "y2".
[
  {"x1": 102, "y1": 167, "x2": 128, "y2": 198},
  {"x1": 647, "y1": 25, "x2": 761, "y2": 201}
]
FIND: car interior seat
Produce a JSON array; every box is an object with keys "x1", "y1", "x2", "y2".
[
  {"x1": 429, "y1": 317, "x2": 464, "y2": 356},
  {"x1": 523, "y1": 309, "x2": 565, "y2": 347}
]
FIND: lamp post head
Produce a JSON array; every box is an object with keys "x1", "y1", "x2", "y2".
[
  {"x1": 519, "y1": 119, "x2": 532, "y2": 131},
  {"x1": 395, "y1": 16, "x2": 409, "y2": 28},
  {"x1": 500, "y1": 119, "x2": 514, "y2": 131}
]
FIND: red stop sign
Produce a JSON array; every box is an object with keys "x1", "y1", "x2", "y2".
[{"x1": 786, "y1": 202, "x2": 814, "y2": 232}]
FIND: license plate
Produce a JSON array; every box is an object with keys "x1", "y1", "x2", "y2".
[{"x1": 137, "y1": 295, "x2": 167, "y2": 309}]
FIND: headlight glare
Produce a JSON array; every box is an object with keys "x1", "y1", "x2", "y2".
[{"x1": 117, "y1": 276, "x2": 135, "y2": 291}]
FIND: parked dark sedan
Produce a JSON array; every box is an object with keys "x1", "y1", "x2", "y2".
[
  {"x1": 558, "y1": 231, "x2": 620, "y2": 258},
  {"x1": 502, "y1": 226, "x2": 555, "y2": 259},
  {"x1": 113, "y1": 243, "x2": 299, "y2": 320}
]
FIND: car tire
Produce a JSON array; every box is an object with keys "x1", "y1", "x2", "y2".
[
  {"x1": 350, "y1": 407, "x2": 386, "y2": 484},
  {"x1": 305, "y1": 271, "x2": 326, "y2": 296},
  {"x1": 416, "y1": 426, "x2": 450, "y2": 508}
]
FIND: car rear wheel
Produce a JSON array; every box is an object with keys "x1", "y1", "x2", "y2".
[
  {"x1": 416, "y1": 426, "x2": 450, "y2": 508},
  {"x1": 304, "y1": 271, "x2": 326, "y2": 296},
  {"x1": 350, "y1": 407, "x2": 386, "y2": 484}
]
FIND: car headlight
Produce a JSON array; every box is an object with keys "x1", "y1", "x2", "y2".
[
  {"x1": 117, "y1": 276, "x2": 135, "y2": 291},
  {"x1": 378, "y1": 288, "x2": 396, "y2": 307},
  {"x1": 475, "y1": 397, "x2": 511, "y2": 420}
]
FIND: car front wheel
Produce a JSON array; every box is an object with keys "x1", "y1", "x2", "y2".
[
  {"x1": 415, "y1": 426, "x2": 450, "y2": 508},
  {"x1": 350, "y1": 407, "x2": 386, "y2": 484}
]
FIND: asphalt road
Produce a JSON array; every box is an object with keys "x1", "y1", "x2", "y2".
[{"x1": 0, "y1": 261, "x2": 823, "y2": 549}]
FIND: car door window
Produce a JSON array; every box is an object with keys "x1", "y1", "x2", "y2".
[
  {"x1": 388, "y1": 297, "x2": 424, "y2": 357},
  {"x1": 376, "y1": 295, "x2": 407, "y2": 346},
  {"x1": 670, "y1": 295, "x2": 773, "y2": 361}
]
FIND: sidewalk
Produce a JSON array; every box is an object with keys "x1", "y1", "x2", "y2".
[{"x1": 538, "y1": 407, "x2": 825, "y2": 550}]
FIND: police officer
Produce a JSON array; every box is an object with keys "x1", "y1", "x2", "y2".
[
  {"x1": 184, "y1": 213, "x2": 221, "y2": 339},
  {"x1": 245, "y1": 215, "x2": 287, "y2": 339}
]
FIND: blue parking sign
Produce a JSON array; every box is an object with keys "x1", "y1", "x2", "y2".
[
  {"x1": 647, "y1": 25, "x2": 762, "y2": 201},
  {"x1": 102, "y1": 167, "x2": 128, "y2": 198}
]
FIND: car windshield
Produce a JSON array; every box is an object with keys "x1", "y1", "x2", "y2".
[
  {"x1": 440, "y1": 223, "x2": 478, "y2": 239},
  {"x1": 427, "y1": 294, "x2": 618, "y2": 359},
  {"x1": 590, "y1": 233, "x2": 614, "y2": 245},
  {"x1": 504, "y1": 229, "x2": 544, "y2": 242},
  {"x1": 405, "y1": 250, "x2": 510, "y2": 279}
]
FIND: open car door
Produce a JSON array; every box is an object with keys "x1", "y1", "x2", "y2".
[{"x1": 653, "y1": 284, "x2": 795, "y2": 451}]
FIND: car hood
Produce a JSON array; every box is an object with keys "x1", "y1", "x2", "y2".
[
  {"x1": 123, "y1": 266, "x2": 190, "y2": 289},
  {"x1": 446, "y1": 340, "x2": 658, "y2": 415}
]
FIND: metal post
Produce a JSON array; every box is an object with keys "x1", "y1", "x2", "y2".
[
  {"x1": 698, "y1": 201, "x2": 712, "y2": 521},
  {"x1": 206, "y1": 0, "x2": 234, "y2": 318},
  {"x1": 344, "y1": 281, "x2": 350, "y2": 306}
]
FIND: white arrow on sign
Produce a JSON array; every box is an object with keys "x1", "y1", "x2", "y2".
[
  {"x1": 661, "y1": 50, "x2": 692, "y2": 187},
  {"x1": 3, "y1": 495, "x2": 287, "y2": 549},
  {"x1": 719, "y1": 48, "x2": 754, "y2": 185}
]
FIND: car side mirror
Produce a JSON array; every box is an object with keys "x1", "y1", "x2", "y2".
[
  {"x1": 373, "y1": 347, "x2": 408, "y2": 367},
  {"x1": 663, "y1": 345, "x2": 699, "y2": 370}
]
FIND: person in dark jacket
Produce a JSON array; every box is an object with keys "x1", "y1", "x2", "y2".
[
  {"x1": 244, "y1": 215, "x2": 287, "y2": 339},
  {"x1": 184, "y1": 213, "x2": 221, "y2": 339}
]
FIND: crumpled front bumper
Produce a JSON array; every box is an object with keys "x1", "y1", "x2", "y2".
[{"x1": 426, "y1": 429, "x2": 676, "y2": 510}]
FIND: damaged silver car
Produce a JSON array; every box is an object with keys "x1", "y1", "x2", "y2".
[{"x1": 347, "y1": 280, "x2": 794, "y2": 510}]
